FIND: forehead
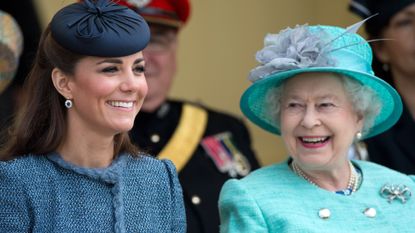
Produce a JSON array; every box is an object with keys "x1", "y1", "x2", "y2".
[
  {"x1": 282, "y1": 72, "x2": 346, "y2": 99},
  {"x1": 394, "y1": 3, "x2": 415, "y2": 17},
  {"x1": 149, "y1": 23, "x2": 178, "y2": 36},
  {"x1": 73, "y1": 51, "x2": 144, "y2": 71}
]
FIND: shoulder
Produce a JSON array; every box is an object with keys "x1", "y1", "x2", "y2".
[
  {"x1": 0, "y1": 154, "x2": 50, "y2": 178},
  {"x1": 0, "y1": 155, "x2": 52, "y2": 195},
  {"x1": 354, "y1": 160, "x2": 404, "y2": 174},
  {"x1": 354, "y1": 160, "x2": 415, "y2": 182},
  {"x1": 221, "y1": 162, "x2": 289, "y2": 194},
  {"x1": 126, "y1": 154, "x2": 177, "y2": 177}
]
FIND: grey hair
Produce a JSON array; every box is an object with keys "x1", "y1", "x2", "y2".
[{"x1": 266, "y1": 74, "x2": 382, "y2": 137}]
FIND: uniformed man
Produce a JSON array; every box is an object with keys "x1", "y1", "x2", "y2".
[
  {"x1": 0, "y1": 1, "x2": 41, "y2": 128},
  {"x1": 116, "y1": 0, "x2": 261, "y2": 232}
]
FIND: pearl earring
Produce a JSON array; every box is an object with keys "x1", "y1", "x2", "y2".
[
  {"x1": 382, "y1": 63, "x2": 389, "y2": 72},
  {"x1": 356, "y1": 131, "x2": 362, "y2": 140},
  {"x1": 65, "y1": 99, "x2": 73, "y2": 109}
]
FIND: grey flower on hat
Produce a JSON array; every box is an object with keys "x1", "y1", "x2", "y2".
[{"x1": 249, "y1": 25, "x2": 333, "y2": 82}]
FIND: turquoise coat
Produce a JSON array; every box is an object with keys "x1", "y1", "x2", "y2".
[{"x1": 219, "y1": 160, "x2": 415, "y2": 233}]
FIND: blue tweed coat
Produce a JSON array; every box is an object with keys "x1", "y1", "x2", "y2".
[
  {"x1": 219, "y1": 160, "x2": 415, "y2": 233},
  {"x1": 0, "y1": 153, "x2": 186, "y2": 233}
]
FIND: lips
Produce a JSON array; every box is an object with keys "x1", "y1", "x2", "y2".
[
  {"x1": 300, "y1": 136, "x2": 329, "y2": 143},
  {"x1": 107, "y1": 101, "x2": 134, "y2": 108},
  {"x1": 299, "y1": 136, "x2": 330, "y2": 149}
]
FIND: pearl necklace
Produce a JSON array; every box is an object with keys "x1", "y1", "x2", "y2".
[{"x1": 291, "y1": 161, "x2": 359, "y2": 194}]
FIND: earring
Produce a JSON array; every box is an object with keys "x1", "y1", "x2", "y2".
[
  {"x1": 65, "y1": 99, "x2": 73, "y2": 109},
  {"x1": 356, "y1": 131, "x2": 362, "y2": 140},
  {"x1": 382, "y1": 63, "x2": 389, "y2": 72}
]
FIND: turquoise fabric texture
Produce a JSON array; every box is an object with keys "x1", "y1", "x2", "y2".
[
  {"x1": 0, "y1": 153, "x2": 186, "y2": 233},
  {"x1": 219, "y1": 160, "x2": 415, "y2": 233}
]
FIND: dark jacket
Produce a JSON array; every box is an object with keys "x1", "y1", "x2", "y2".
[
  {"x1": 365, "y1": 104, "x2": 415, "y2": 174},
  {"x1": 131, "y1": 99, "x2": 260, "y2": 233}
]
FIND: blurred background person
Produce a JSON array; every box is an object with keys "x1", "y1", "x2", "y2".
[
  {"x1": 220, "y1": 21, "x2": 414, "y2": 232},
  {"x1": 0, "y1": 9, "x2": 23, "y2": 94},
  {"x1": 116, "y1": 1, "x2": 260, "y2": 232},
  {"x1": 349, "y1": 0, "x2": 415, "y2": 174},
  {"x1": 0, "y1": 1, "x2": 185, "y2": 232},
  {"x1": 0, "y1": 1, "x2": 42, "y2": 128}
]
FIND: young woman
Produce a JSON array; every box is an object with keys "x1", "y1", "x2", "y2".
[{"x1": 0, "y1": 1, "x2": 186, "y2": 232}]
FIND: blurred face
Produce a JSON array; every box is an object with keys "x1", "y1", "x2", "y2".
[
  {"x1": 376, "y1": 3, "x2": 415, "y2": 80},
  {"x1": 67, "y1": 52, "x2": 147, "y2": 136},
  {"x1": 279, "y1": 73, "x2": 363, "y2": 171},
  {"x1": 141, "y1": 24, "x2": 178, "y2": 112}
]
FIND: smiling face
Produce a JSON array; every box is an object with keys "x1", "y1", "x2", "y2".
[
  {"x1": 375, "y1": 3, "x2": 415, "y2": 81},
  {"x1": 63, "y1": 51, "x2": 147, "y2": 136},
  {"x1": 279, "y1": 73, "x2": 363, "y2": 171}
]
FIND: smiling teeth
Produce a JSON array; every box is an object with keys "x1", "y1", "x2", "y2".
[
  {"x1": 109, "y1": 101, "x2": 133, "y2": 108},
  {"x1": 301, "y1": 137, "x2": 327, "y2": 143}
]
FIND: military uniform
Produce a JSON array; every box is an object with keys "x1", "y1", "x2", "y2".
[{"x1": 131, "y1": 99, "x2": 260, "y2": 233}]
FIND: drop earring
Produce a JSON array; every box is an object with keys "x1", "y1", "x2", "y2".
[
  {"x1": 65, "y1": 99, "x2": 73, "y2": 109},
  {"x1": 382, "y1": 63, "x2": 389, "y2": 72},
  {"x1": 356, "y1": 131, "x2": 362, "y2": 140}
]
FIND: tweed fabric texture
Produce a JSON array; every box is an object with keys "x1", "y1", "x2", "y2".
[
  {"x1": 219, "y1": 160, "x2": 415, "y2": 233},
  {"x1": 0, "y1": 153, "x2": 186, "y2": 233}
]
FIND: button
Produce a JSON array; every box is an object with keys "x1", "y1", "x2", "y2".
[
  {"x1": 363, "y1": 207, "x2": 376, "y2": 218},
  {"x1": 151, "y1": 134, "x2": 160, "y2": 143},
  {"x1": 318, "y1": 208, "x2": 331, "y2": 219},
  {"x1": 191, "y1": 195, "x2": 201, "y2": 205}
]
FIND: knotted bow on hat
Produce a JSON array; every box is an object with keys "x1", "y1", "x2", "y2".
[
  {"x1": 51, "y1": 0, "x2": 150, "y2": 57},
  {"x1": 0, "y1": 10, "x2": 23, "y2": 94}
]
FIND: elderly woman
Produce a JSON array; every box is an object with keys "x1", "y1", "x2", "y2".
[
  {"x1": 0, "y1": 0, "x2": 185, "y2": 232},
  {"x1": 219, "y1": 22, "x2": 415, "y2": 232}
]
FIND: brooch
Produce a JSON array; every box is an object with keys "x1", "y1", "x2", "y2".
[{"x1": 380, "y1": 184, "x2": 412, "y2": 204}]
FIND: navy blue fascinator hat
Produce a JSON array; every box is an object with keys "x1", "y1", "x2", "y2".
[{"x1": 50, "y1": 0, "x2": 150, "y2": 57}]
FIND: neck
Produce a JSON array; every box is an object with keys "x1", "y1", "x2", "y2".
[
  {"x1": 58, "y1": 124, "x2": 115, "y2": 168},
  {"x1": 392, "y1": 69, "x2": 415, "y2": 119},
  {"x1": 292, "y1": 160, "x2": 353, "y2": 192}
]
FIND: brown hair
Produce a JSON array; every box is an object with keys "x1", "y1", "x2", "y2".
[{"x1": 0, "y1": 25, "x2": 139, "y2": 160}]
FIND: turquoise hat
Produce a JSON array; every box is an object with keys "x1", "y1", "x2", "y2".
[{"x1": 240, "y1": 22, "x2": 402, "y2": 139}]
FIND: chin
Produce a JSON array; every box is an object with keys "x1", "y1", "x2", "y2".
[{"x1": 111, "y1": 122, "x2": 135, "y2": 133}]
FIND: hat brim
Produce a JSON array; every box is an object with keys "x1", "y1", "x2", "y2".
[{"x1": 240, "y1": 67, "x2": 402, "y2": 139}]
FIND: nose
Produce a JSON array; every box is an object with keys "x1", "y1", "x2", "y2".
[
  {"x1": 120, "y1": 70, "x2": 147, "y2": 93},
  {"x1": 300, "y1": 106, "x2": 321, "y2": 129}
]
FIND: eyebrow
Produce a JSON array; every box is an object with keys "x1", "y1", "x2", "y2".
[
  {"x1": 96, "y1": 58, "x2": 144, "y2": 65},
  {"x1": 283, "y1": 94, "x2": 339, "y2": 101},
  {"x1": 318, "y1": 94, "x2": 338, "y2": 101}
]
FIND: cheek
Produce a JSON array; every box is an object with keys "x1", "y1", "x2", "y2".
[
  {"x1": 78, "y1": 77, "x2": 116, "y2": 96},
  {"x1": 280, "y1": 112, "x2": 298, "y2": 133},
  {"x1": 140, "y1": 80, "x2": 148, "y2": 97},
  {"x1": 162, "y1": 52, "x2": 177, "y2": 72}
]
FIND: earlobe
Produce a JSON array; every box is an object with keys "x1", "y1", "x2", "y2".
[
  {"x1": 372, "y1": 42, "x2": 390, "y2": 64},
  {"x1": 356, "y1": 113, "x2": 364, "y2": 132},
  {"x1": 51, "y1": 68, "x2": 72, "y2": 99}
]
